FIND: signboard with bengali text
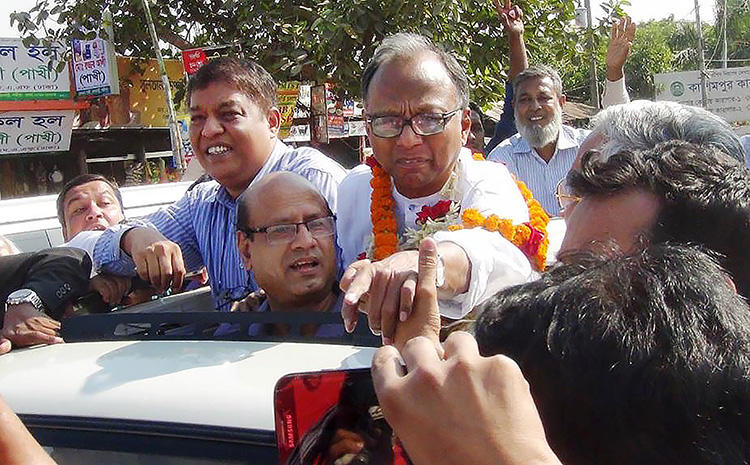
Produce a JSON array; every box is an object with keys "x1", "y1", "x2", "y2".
[
  {"x1": 0, "y1": 38, "x2": 71, "y2": 101},
  {"x1": 0, "y1": 110, "x2": 74, "y2": 154},
  {"x1": 71, "y1": 38, "x2": 113, "y2": 97},
  {"x1": 654, "y1": 67, "x2": 750, "y2": 122},
  {"x1": 181, "y1": 48, "x2": 208, "y2": 75}
]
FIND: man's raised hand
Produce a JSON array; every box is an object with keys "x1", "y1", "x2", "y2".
[
  {"x1": 392, "y1": 237, "x2": 442, "y2": 351},
  {"x1": 605, "y1": 16, "x2": 636, "y2": 81},
  {"x1": 494, "y1": 0, "x2": 524, "y2": 36},
  {"x1": 372, "y1": 332, "x2": 562, "y2": 465}
]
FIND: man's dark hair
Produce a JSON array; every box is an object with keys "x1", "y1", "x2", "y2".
[
  {"x1": 187, "y1": 57, "x2": 277, "y2": 111},
  {"x1": 568, "y1": 140, "x2": 750, "y2": 298},
  {"x1": 475, "y1": 243, "x2": 750, "y2": 465},
  {"x1": 56, "y1": 174, "x2": 124, "y2": 231},
  {"x1": 361, "y1": 33, "x2": 469, "y2": 108}
]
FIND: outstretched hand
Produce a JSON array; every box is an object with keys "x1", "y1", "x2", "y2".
[
  {"x1": 605, "y1": 16, "x2": 636, "y2": 81},
  {"x1": 0, "y1": 304, "x2": 63, "y2": 355},
  {"x1": 371, "y1": 332, "x2": 562, "y2": 465},
  {"x1": 122, "y1": 227, "x2": 186, "y2": 292},
  {"x1": 494, "y1": 0, "x2": 524, "y2": 36},
  {"x1": 392, "y1": 237, "x2": 442, "y2": 351},
  {"x1": 340, "y1": 250, "x2": 420, "y2": 345}
]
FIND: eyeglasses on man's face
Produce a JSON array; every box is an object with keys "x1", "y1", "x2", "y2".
[
  {"x1": 555, "y1": 178, "x2": 582, "y2": 215},
  {"x1": 366, "y1": 108, "x2": 462, "y2": 138},
  {"x1": 240, "y1": 215, "x2": 336, "y2": 245}
]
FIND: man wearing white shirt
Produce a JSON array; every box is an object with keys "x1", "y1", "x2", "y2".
[
  {"x1": 487, "y1": 17, "x2": 635, "y2": 215},
  {"x1": 337, "y1": 33, "x2": 538, "y2": 344}
]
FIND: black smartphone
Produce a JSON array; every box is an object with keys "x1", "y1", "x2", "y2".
[{"x1": 274, "y1": 368, "x2": 410, "y2": 465}]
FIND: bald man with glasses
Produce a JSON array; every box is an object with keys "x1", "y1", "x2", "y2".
[{"x1": 233, "y1": 171, "x2": 344, "y2": 337}]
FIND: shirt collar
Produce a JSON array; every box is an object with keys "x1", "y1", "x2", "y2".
[{"x1": 555, "y1": 125, "x2": 578, "y2": 151}]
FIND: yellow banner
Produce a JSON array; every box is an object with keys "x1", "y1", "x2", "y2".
[
  {"x1": 277, "y1": 81, "x2": 300, "y2": 140},
  {"x1": 108, "y1": 57, "x2": 186, "y2": 127}
]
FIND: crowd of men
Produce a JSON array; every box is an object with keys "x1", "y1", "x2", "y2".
[{"x1": 2, "y1": 0, "x2": 750, "y2": 463}]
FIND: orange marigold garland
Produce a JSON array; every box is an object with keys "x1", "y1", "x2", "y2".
[
  {"x1": 365, "y1": 156, "x2": 550, "y2": 271},
  {"x1": 456, "y1": 177, "x2": 550, "y2": 271},
  {"x1": 367, "y1": 157, "x2": 399, "y2": 260}
]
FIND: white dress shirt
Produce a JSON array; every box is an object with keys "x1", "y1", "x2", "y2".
[{"x1": 337, "y1": 149, "x2": 536, "y2": 319}]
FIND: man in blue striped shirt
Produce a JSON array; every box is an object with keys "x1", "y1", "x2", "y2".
[
  {"x1": 92, "y1": 58, "x2": 347, "y2": 310},
  {"x1": 487, "y1": 17, "x2": 635, "y2": 216}
]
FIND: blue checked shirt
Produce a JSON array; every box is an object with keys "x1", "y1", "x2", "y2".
[
  {"x1": 487, "y1": 124, "x2": 590, "y2": 216},
  {"x1": 93, "y1": 140, "x2": 347, "y2": 310}
]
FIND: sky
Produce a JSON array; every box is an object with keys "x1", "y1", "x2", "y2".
[{"x1": 0, "y1": 0, "x2": 717, "y2": 39}]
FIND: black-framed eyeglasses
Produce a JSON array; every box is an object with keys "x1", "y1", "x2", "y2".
[
  {"x1": 366, "y1": 108, "x2": 462, "y2": 138},
  {"x1": 555, "y1": 178, "x2": 582, "y2": 215},
  {"x1": 239, "y1": 215, "x2": 336, "y2": 245}
]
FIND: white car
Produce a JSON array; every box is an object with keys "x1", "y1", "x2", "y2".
[{"x1": 0, "y1": 300, "x2": 378, "y2": 465}]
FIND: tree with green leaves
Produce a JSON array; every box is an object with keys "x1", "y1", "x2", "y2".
[{"x1": 10, "y1": 0, "x2": 579, "y2": 104}]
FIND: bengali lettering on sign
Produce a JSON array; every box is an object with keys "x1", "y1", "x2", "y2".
[
  {"x1": 181, "y1": 48, "x2": 208, "y2": 75},
  {"x1": 0, "y1": 38, "x2": 71, "y2": 101},
  {"x1": 71, "y1": 38, "x2": 113, "y2": 97},
  {"x1": 655, "y1": 67, "x2": 750, "y2": 122},
  {"x1": 0, "y1": 110, "x2": 74, "y2": 155}
]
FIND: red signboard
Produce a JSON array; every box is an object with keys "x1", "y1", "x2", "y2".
[{"x1": 181, "y1": 49, "x2": 208, "y2": 75}]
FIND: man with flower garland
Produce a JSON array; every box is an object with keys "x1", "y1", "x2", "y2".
[{"x1": 336, "y1": 33, "x2": 547, "y2": 343}]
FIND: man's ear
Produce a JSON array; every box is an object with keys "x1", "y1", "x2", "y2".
[
  {"x1": 558, "y1": 93, "x2": 567, "y2": 107},
  {"x1": 460, "y1": 108, "x2": 472, "y2": 145},
  {"x1": 236, "y1": 231, "x2": 253, "y2": 271},
  {"x1": 267, "y1": 107, "x2": 281, "y2": 136}
]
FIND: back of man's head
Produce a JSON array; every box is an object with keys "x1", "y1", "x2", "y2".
[
  {"x1": 590, "y1": 100, "x2": 745, "y2": 163},
  {"x1": 569, "y1": 140, "x2": 750, "y2": 297},
  {"x1": 512, "y1": 65, "x2": 564, "y2": 100},
  {"x1": 187, "y1": 57, "x2": 277, "y2": 112},
  {"x1": 56, "y1": 174, "x2": 124, "y2": 231},
  {"x1": 475, "y1": 243, "x2": 750, "y2": 465}
]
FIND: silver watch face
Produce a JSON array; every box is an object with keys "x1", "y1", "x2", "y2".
[
  {"x1": 6, "y1": 289, "x2": 45, "y2": 312},
  {"x1": 7, "y1": 289, "x2": 36, "y2": 301}
]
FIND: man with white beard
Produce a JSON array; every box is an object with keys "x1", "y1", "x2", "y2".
[
  {"x1": 487, "y1": 19, "x2": 635, "y2": 217},
  {"x1": 488, "y1": 63, "x2": 633, "y2": 216}
]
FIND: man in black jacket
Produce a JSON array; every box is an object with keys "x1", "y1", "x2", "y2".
[{"x1": 0, "y1": 247, "x2": 91, "y2": 354}]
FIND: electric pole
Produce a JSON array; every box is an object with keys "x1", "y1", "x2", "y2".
[
  {"x1": 722, "y1": 0, "x2": 728, "y2": 68},
  {"x1": 695, "y1": 0, "x2": 709, "y2": 107},
  {"x1": 584, "y1": 0, "x2": 600, "y2": 109},
  {"x1": 140, "y1": 0, "x2": 185, "y2": 171}
]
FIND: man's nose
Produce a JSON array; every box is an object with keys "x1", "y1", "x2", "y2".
[
  {"x1": 291, "y1": 223, "x2": 316, "y2": 248},
  {"x1": 85, "y1": 204, "x2": 103, "y2": 220},
  {"x1": 396, "y1": 121, "x2": 422, "y2": 148},
  {"x1": 201, "y1": 116, "x2": 224, "y2": 138}
]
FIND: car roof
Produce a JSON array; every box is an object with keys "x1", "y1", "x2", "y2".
[{"x1": 0, "y1": 339, "x2": 375, "y2": 431}]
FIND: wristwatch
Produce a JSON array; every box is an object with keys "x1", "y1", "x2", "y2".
[{"x1": 6, "y1": 288, "x2": 46, "y2": 314}]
